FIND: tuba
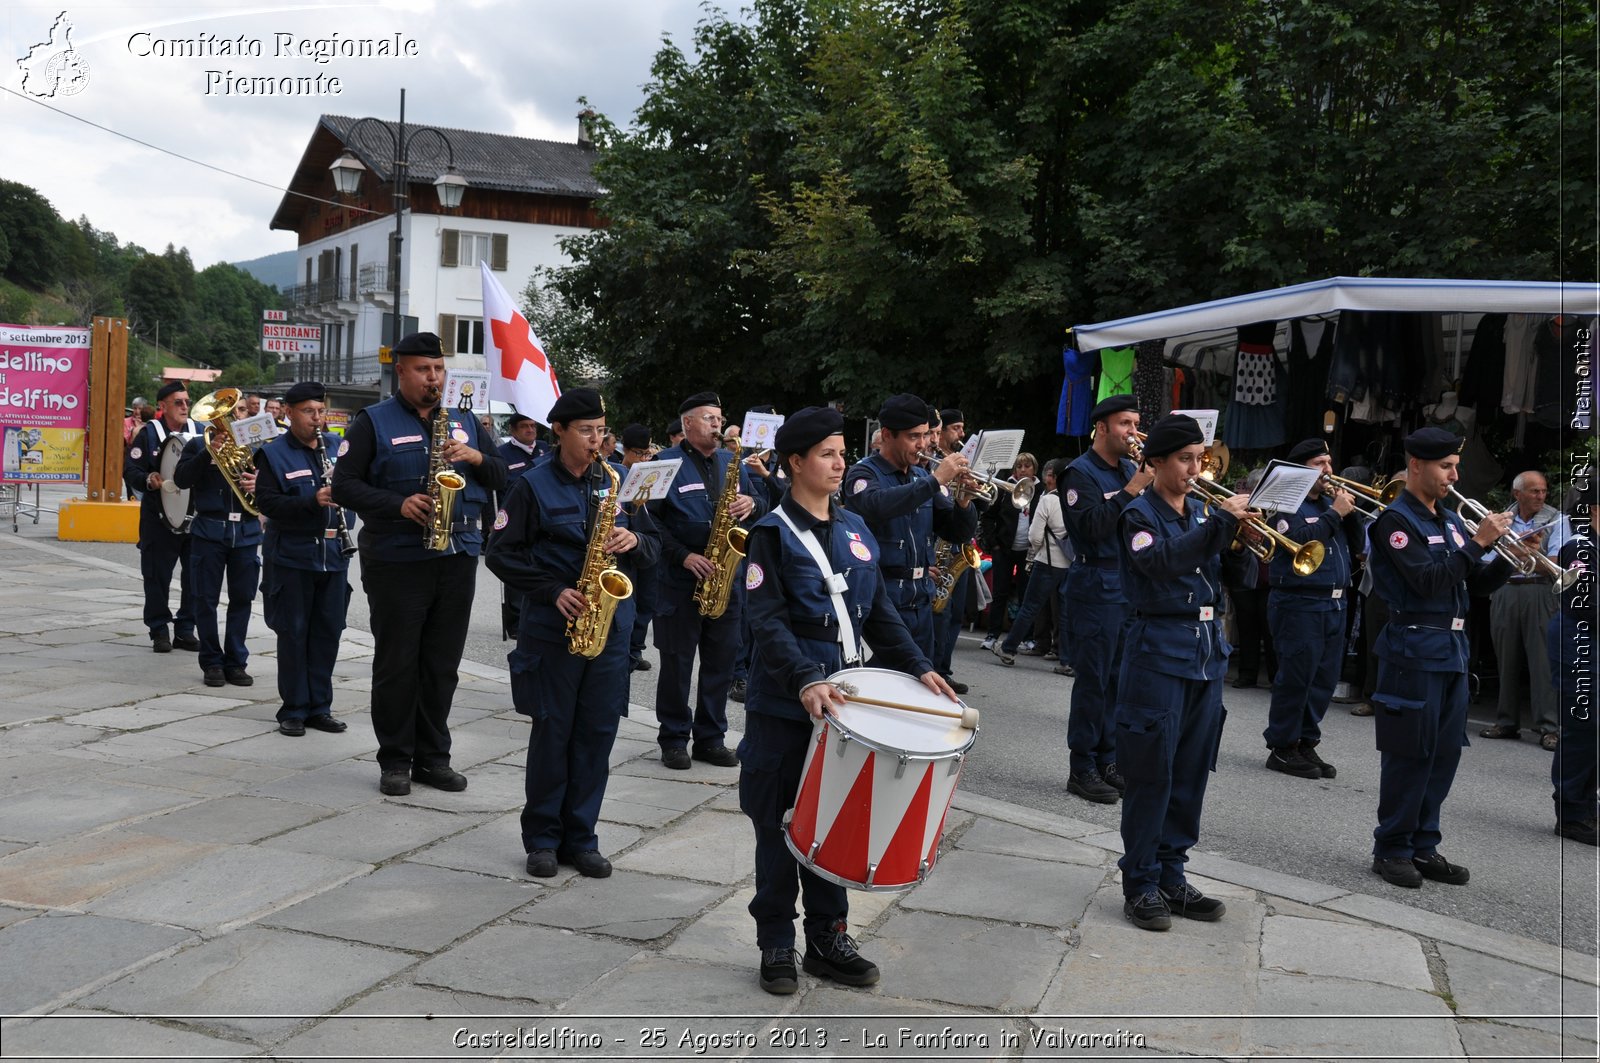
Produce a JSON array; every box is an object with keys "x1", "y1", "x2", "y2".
[
  {"x1": 695, "y1": 440, "x2": 748, "y2": 618},
  {"x1": 191, "y1": 387, "x2": 259, "y2": 516},
  {"x1": 933, "y1": 541, "x2": 983, "y2": 614},
  {"x1": 425, "y1": 398, "x2": 466, "y2": 551},
  {"x1": 568, "y1": 459, "x2": 635, "y2": 657}
]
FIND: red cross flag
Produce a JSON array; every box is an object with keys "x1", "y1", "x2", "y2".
[{"x1": 482, "y1": 261, "x2": 561, "y2": 423}]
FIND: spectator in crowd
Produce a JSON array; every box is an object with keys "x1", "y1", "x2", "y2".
[
  {"x1": 124, "y1": 397, "x2": 148, "y2": 444},
  {"x1": 980, "y1": 452, "x2": 1039, "y2": 652},
  {"x1": 1481, "y1": 470, "x2": 1565, "y2": 748}
]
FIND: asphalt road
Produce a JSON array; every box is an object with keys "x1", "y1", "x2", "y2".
[{"x1": 22, "y1": 483, "x2": 1596, "y2": 955}]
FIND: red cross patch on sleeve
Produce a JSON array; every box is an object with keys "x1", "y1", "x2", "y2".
[{"x1": 1388, "y1": 530, "x2": 1409, "y2": 550}]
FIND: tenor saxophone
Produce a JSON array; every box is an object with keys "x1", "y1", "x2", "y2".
[
  {"x1": 694, "y1": 440, "x2": 748, "y2": 618},
  {"x1": 568, "y1": 459, "x2": 634, "y2": 658},
  {"x1": 425, "y1": 400, "x2": 466, "y2": 551},
  {"x1": 932, "y1": 542, "x2": 983, "y2": 614}
]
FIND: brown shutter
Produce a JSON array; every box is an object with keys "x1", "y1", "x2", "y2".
[
  {"x1": 490, "y1": 232, "x2": 508, "y2": 271},
  {"x1": 438, "y1": 314, "x2": 458, "y2": 354},
  {"x1": 440, "y1": 229, "x2": 459, "y2": 268}
]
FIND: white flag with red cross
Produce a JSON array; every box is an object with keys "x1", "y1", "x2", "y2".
[{"x1": 482, "y1": 261, "x2": 561, "y2": 423}]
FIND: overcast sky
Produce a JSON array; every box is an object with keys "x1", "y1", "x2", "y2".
[{"x1": 3, "y1": 0, "x2": 710, "y2": 268}]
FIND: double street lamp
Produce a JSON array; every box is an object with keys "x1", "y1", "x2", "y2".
[{"x1": 328, "y1": 88, "x2": 467, "y2": 398}]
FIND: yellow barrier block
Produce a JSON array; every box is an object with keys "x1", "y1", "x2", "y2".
[{"x1": 57, "y1": 498, "x2": 140, "y2": 542}]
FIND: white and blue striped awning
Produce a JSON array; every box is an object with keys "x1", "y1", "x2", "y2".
[{"x1": 1071, "y1": 276, "x2": 1600, "y2": 352}]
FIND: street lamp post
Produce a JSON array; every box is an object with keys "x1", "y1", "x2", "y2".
[{"x1": 328, "y1": 88, "x2": 467, "y2": 399}]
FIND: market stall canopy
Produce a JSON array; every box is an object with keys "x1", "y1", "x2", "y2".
[{"x1": 1071, "y1": 276, "x2": 1600, "y2": 353}]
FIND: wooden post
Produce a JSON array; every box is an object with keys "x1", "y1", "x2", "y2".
[
  {"x1": 102, "y1": 319, "x2": 128, "y2": 501},
  {"x1": 58, "y1": 317, "x2": 138, "y2": 540},
  {"x1": 86, "y1": 318, "x2": 112, "y2": 501}
]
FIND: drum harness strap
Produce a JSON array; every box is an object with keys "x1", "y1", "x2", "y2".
[{"x1": 774, "y1": 507, "x2": 863, "y2": 666}]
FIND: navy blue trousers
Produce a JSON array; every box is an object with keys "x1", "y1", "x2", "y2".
[
  {"x1": 738, "y1": 711, "x2": 848, "y2": 950},
  {"x1": 888, "y1": 579, "x2": 935, "y2": 665},
  {"x1": 510, "y1": 635, "x2": 627, "y2": 854},
  {"x1": 933, "y1": 570, "x2": 971, "y2": 676},
  {"x1": 190, "y1": 536, "x2": 259, "y2": 671},
  {"x1": 1263, "y1": 598, "x2": 1346, "y2": 748},
  {"x1": 1372, "y1": 662, "x2": 1468, "y2": 859},
  {"x1": 1547, "y1": 616, "x2": 1598, "y2": 825},
  {"x1": 628, "y1": 564, "x2": 660, "y2": 663},
  {"x1": 653, "y1": 579, "x2": 740, "y2": 751},
  {"x1": 1064, "y1": 588, "x2": 1128, "y2": 776},
  {"x1": 1114, "y1": 668, "x2": 1226, "y2": 897},
  {"x1": 266, "y1": 565, "x2": 349, "y2": 722},
  {"x1": 139, "y1": 525, "x2": 194, "y2": 639}
]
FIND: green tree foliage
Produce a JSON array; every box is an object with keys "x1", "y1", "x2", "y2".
[
  {"x1": 0, "y1": 179, "x2": 69, "y2": 287},
  {"x1": 552, "y1": 0, "x2": 1593, "y2": 439}
]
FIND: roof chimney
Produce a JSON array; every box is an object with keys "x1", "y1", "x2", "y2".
[{"x1": 577, "y1": 107, "x2": 597, "y2": 147}]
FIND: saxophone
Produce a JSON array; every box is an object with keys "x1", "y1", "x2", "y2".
[
  {"x1": 694, "y1": 441, "x2": 748, "y2": 618},
  {"x1": 932, "y1": 541, "x2": 983, "y2": 614},
  {"x1": 424, "y1": 397, "x2": 466, "y2": 551},
  {"x1": 568, "y1": 459, "x2": 635, "y2": 658}
]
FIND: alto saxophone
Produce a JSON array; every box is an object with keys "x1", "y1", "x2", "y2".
[
  {"x1": 569, "y1": 459, "x2": 634, "y2": 658},
  {"x1": 932, "y1": 541, "x2": 983, "y2": 614},
  {"x1": 694, "y1": 440, "x2": 748, "y2": 618},
  {"x1": 425, "y1": 397, "x2": 466, "y2": 551}
]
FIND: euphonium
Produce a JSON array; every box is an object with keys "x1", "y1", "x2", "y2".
[
  {"x1": 933, "y1": 542, "x2": 983, "y2": 614},
  {"x1": 190, "y1": 387, "x2": 259, "y2": 516},
  {"x1": 695, "y1": 439, "x2": 748, "y2": 618},
  {"x1": 425, "y1": 403, "x2": 466, "y2": 551},
  {"x1": 568, "y1": 459, "x2": 634, "y2": 657}
]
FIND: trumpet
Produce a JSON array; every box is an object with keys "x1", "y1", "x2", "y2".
[
  {"x1": 919, "y1": 451, "x2": 1035, "y2": 510},
  {"x1": 1186, "y1": 476, "x2": 1325, "y2": 575},
  {"x1": 1126, "y1": 431, "x2": 1228, "y2": 480},
  {"x1": 1318, "y1": 473, "x2": 1405, "y2": 518},
  {"x1": 1446, "y1": 488, "x2": 1582, "y2": 592}
]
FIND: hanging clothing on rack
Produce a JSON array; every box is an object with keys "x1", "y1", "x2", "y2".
[
  {"x1": 1283, "y1": 317, "x2": 1335, "y2": 442},
  {"x1": 1096, "y1": 346, "x2": 1135, "y2": 403},
  {"x1": 1502, "y1": 314, "x2": 1543, "y2": 415},
  {"x1": 1222, "y1": 323, "x2": 1287, "y2": 450},
  {"x1": 1059, "y1": 346, "x2": 1096, "y2": 436},
  {"x1": 1458, "y1": 313, "x2": 1507, "y2": 411},
  {"x1": 1133, "y1": 340, "x2": 1166, "y2": 425}
]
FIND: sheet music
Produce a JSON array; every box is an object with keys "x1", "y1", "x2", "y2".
[
  {"x1": 1171, "y1": 408, "x2": 1220, "y2": 445},
  {"x1": 741, "y1": 411, "x2": 784, "y2": 451},
  {"x1": 229, "y1": 412, "x2": 280, "y2": 450},
  {"x1": 968, "y1": 429, "x2": 1025, "y2": 474},
  {"x1": 618, "y1": 458, "x2": 684, "y2": 504},
  {"x1": 1247, "y1": 460, "x2": 1322, "y2": 515}
]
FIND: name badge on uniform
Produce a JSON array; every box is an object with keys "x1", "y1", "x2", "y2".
[
  {"x1": 678, "y1": 482, "x2": 705, "y2": 494},
  {"x1": 228, "y1": 512, "x2": 241, "y2": 522},
  {"x1": 391, "y1": 434, "x2": 424, "y2": 445},
  {"x1": 1451, "y1": 618, "x2": 1466, "y2": 631},
  {"x1": 1198, "y1": 606, "x2": 1215, "y2": 621},
  {"x1": 508, "y1": 461, "x2": 526, "y2": 472},
  {"x1": 1427, "y1": 535, "x2": 1445, "y2": 544},
  {"x1": 285, "y1": 469, "x2": 312, "y2": 480}
]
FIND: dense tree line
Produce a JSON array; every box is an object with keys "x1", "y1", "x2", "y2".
[
  {"x1": 546, "y1": 0, "x2": 1597, "y2": 440},
  {"x1": 0, "y1": 178, "x2": 282, "y2": 400}
]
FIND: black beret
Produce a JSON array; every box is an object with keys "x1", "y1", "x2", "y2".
[
  {"x1": 392, "y1": 332, "x2": 444, "y2": 358},
  {"x1": 505, "y1": 411, "x2": 535, "y2": 428},
  {"x1": 679, "y1": 391, "x2": 721, "y2": 414},
  {"x1": 1142, "y1": 413, "x2": 1205, "y2": 459},
  {"x1": 667, "y1": 418, "x2": 683, "y2": 436},
  {"x1": 156, "y1": 380, "x2": 187, "y2": 401},
  {"x1": 878, "y1": 393, "x2": 932, "y2": 431},
  {"x1": 620, "y1": 423, "x2": 651, "y2": 450},
  {"x1": 547, "y1": 387, "x2": 605, "y2": 424},
  {"x1": 1090, "y1": 394, "x2": 1138, "y2": 423},
  {"x1": 284, "y1": 381, "x2": 325, "y2": 406},
  {"x1": 939, "y1": 408, "x2": 965, "y2": 426},
  {"x1": 1287, "y1": 438, "x2": 1329, "y2": 464},
  {"x1": 1403, "y1": 427, "x2": 1463, "y2": 461},
  {"x1": 774, "y1": 406, "x2": 845, "y2": 455}
]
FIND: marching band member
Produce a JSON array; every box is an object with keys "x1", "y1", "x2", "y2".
[
  {"x1": 1549, "y1": 481, "x2": 1597, "y2": 845},
  {"x1": 843, "y1": 394, "x2": 976, "y2": 664},
  {"x1": 173, "y1": 397, "x2": 262, "y2": 688},
  {"x1": 124, "y1": 380, "x2": 200, "y2": 654},
  {"x1": 650, "y1": 391, "x2": 767, "y2": 770},
  {"x1": 620, "y1": 423, "x2": 661, "y2": 674},
  {"x1": 332, "y1": 331, "x2": 507, "y2": 796},
  {"x1": 1058, "y1": 394, "x2": 1153, "y2": 804},
  {"x1": 487, "y1": 388, "x2": 658, "y2": 879},
  {"x1": 254, "y1": 381, "x2": 354, "y2": 736},
  {"x1": 739, "y1": 405, "x2": 954, "y2": 994},
  {"x1": 930, "y1": 408, "x2": 977, "y2": 694},
  {"x1": 1366, "y1": 427, "x2": 1512, "y2": 888},
  {"x1": 497, "y1": 411, "x2": 551, "y2": 476},
  {"x1": 1115, "y1": 413, "x2": 1251, "y2": 931},
  {"x1": 1261, "y1": 439, "x2": 1354, "y2": 779}
]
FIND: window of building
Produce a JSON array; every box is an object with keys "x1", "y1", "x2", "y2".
[{"x1": 440, "y1": 229, "x2": 508, "y2": 270}]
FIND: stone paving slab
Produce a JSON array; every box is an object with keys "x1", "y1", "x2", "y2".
[
  {"x1": 0, "y1": 720, "x2": 108, "y2": 755},
  {"x1": 56, "y1": 701, "x2": 213, "y2": 732},
  {"x1": 260, "y1": 802, "x2": 483, "y2": 862},
  {"x1": 952, "y1": 817, "x2": 1111, "y2": 867},
  {"x1": 1244, "y1": 970, "x2": 1462, "y2": 1059},
  {"x1": 85, "y1": 845, "x2": 371, "y2": 931},
  {"x1": 900, "y1": 850, "x2": 1103, "y2": 928},
  {"x1": 1261, "y1": 912, "x2": 1433, "y2": 990},
  {"x1": 613, "y1": 808, "x2": 754, "y2": 884},
  {"x1": 80, "y1": 927, "x2": 415, "y2": 1042},
  {"x1": 0, "y1": 752, "x2": 107, "y2": 800},
  {"x1": 1455, "y1": 1017, "x2": 1600, "y2": 1061},
  {"x1": 245, "y1": 760, "x2": 386, "y2": 808},
  {"x1": 10, "y1": 681, "x2": 143, "y2": 713},
  {"x1": 412, "y1": 924, "x2": 639, "y2": 1004},
  {"x1": 601, "y1": 772, "x2": 728, "y2": 822},
  {"x1": 61, "y1": 729, "x2": 213, "y2": 764},
  {"x1": 556, "y1": 952, "x2": 772, "y2": 1016},
  {"x1": 267, "y1": 985, "x2": 523, "y2": 1061},
  {"x1": 1186, "y1": 849, "x2": 1353, "y2": 906},
  {"x1": 128, "y1": 794, "x2": 329, "y2": 845},
  {"x1": 139, "y1": 713, "x2": 281, "y2": 748},
  {"x1": 0, "y1": 778, "x2": 198, "y2": 842},
  {"x1": 1440, "y1": 941, "x2": 1600, "y2": 1038},
  {"x1": 0, "y1": 1012, "x2": 262, "y2": 1059},
  {"x1": 868, "y1": 909, "x2": 1066, "y2": 1011},
  {"x1": 390, "y1": 762, "x2": 529, "y2": 813},
  {"x1": 0, "y1": 913, "x2": 195, "y2": 1014},
  {"x1": 513, "y1": 869, "x2": 728, "y2": 941},
  {"x1": 102, "y1": 754, "x2": 296, "y2": 796},
  {"x1": 663, "y1": 885, "x2": 903, "y2": 970},
  {"x1": 406, "y1": 810, "x2": 559, "y2": 880},
  {"x1": 0, "y1": 829, "x2": 220, "y2": 908},
  {"x1": 260, "y1": 862, "x2": 539, "y2": 952},
  {"x1": 205, "y1": 729, "x2": 370, "y2": 770},
  {"x1": 0, "y1": 902, "x2": 35, "y2": 926}
]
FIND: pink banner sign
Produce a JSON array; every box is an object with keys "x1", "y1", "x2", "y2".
[{"x1": 0, "y1": 323, "x2": 91, "y2": 483}]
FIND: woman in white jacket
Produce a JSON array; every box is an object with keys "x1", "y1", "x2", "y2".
[{"x1": 994, "y1": 459, "x2": 1075, "y2": 673}]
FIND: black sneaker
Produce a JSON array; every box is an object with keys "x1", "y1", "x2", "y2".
[
  {"x1": 1412, "y1": 852, "x2": 1469, "y2": 885},
  {"x1": 728, "y1": 678, "x2": 747, "y2": 703},
  {"x1": 223, "y1": 667, "x2": 253, "y2": 687},
  {"x1": 803, "y1": 920, "x2": 879, "y2": 986},
  {"x1": 412, "y1": 765, "x2": 468, "y2": 791},
  {"x1": 1101, "y1": 763, "x2": 1126, "y2": 793},
  {"x1": 1298, "y1": 743, "x2": 1336, "y2": 778},
  {"x1": 172, "y1": 634, "x2": 200, "y2": 651},
  {"x1": 203, "y1": 667, "x2": 226, "y2": 687},
  {"x1": 661, "y1": 747, "x2": 691, "y2": 770},
  {"x1": 1123, "y1": 889, "x2": 1172, "y2": 931},
  {"x1": 759, "y1": 946, "x2": 799, "y2": 995},
  {"x1": 631, "y1": 657, "x2": 652, "y2": 672},
  {"x1": 1556, "y1": 820, "x2": 1600, "y2": 846},
  {"x1": 379, "y1": 770, "x2": 412, "y2": 796},
  {"x1": 563, "y1": 850, "x2": 612, "y2": 878},
  {"x1": 943, "y1": 676, "x2": 969, "y2": 695},
  {"x1": 692, "y1": 745, "x2": 740, "y2": 767},
  {"x1": 1160, "y1": 881, "x2": 1226, "y2": 921},
  {"x1": 525, "y1": 849, "x2": 558, "y2": 877},
  {"x1": 1067, "y1": 771, "x2": 1120, "y2": 804},
  {"x1": 1371, "y1": 856, "x2": 1423, "y2": 888},
  {"x1": 1265, "y1": 747, "x2": 1321, "y2": 779},
  {"x1": 151, "y1": 631, "x2": 172, "y2": 653}
]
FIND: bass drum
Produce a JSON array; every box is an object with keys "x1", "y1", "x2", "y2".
[{"x1": 157, "y1": 434, "x2": 193, "y2": 534}]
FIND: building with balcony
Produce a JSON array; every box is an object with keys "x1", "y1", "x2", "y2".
[{"x1": 268, "y1": 111, "x2": 603, "y2": 408}]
